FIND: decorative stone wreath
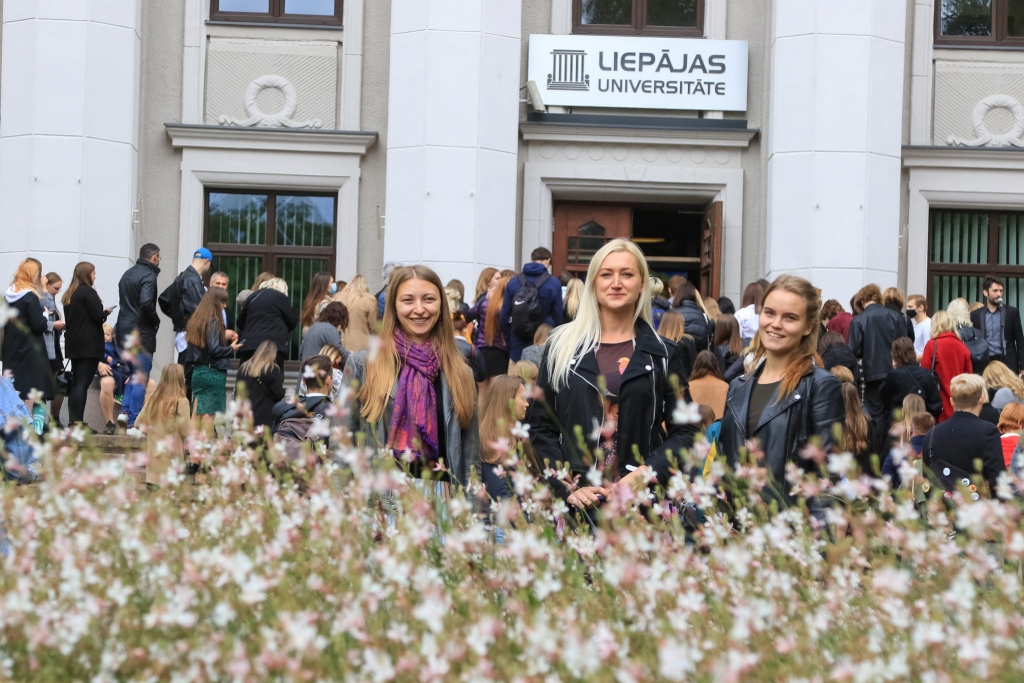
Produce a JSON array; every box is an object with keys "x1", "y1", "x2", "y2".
[
  {"x1": 219, "y1": 74, "x2": 323, "y2": 129},
  {"x1": 948, "y1": 94, "x2": 1024, "y2": 148}
]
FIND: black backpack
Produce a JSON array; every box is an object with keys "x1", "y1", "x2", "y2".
[
  {"x1": 158, "y1": 275, "x2": 184, "y2": 330},
  {"x1": 510, "y1": 272, "x2": 551, "y2": 341}
]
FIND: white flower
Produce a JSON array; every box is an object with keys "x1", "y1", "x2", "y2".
[
  {"x1": 672, "y1": 401, "x2": 702, "y2": 425},
  {"x1": 827, "y1": 452, "x2": 855, "y2": 477},
  {"x1": 510, "y1": 421, "x2": 530, "y2": 440}
]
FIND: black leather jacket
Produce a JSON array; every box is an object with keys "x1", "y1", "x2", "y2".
[
  {"x1": 848, "y1": 303, "x2": 910, "y2": 382},
  {"x1": 115, "y1": 259, "x2": 161, "y2": 353},
  {"x1": 184, "y1": 320, "x2": 235, "y2": 371},
  {"x1": 528, "y1": 322, "x2": 697, "y2": 495},
  {"x1": 719, "y1": 362, "x2": 844, "y2": 486}
]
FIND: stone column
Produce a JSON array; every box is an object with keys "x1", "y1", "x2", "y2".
[
  {"x1": 765, "y1": 1, "x2": 907, "y2": 303},
  {"x1": 383, "y1": 0, "x2": 522, "y2": 286},
  {"x1": 0, "y1": 2, "x2": 142, "y2": 307}
]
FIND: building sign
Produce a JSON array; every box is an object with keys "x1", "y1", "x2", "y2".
[{"x1": 528, "y1": 35, "x2": 748, "y2": 112}]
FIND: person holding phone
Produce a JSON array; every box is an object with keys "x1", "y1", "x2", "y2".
[{"x1": 62, "y1": 262, "x2": 114, "y2": 429}]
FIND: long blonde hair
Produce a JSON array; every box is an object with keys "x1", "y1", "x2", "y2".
[
  {"x1": 474, "y1": 267, "x2": 498, "y2": 301},
  {"x1": 146, "y1": 364, "x2": 187, "y2": 423},
  {"x1": 983, "y1": 360, "x2": 1024, "y2": 399},
  {"x1": 564, "y1": 278, "x2": 584, "y2": 321},
  {"x1": 338, "y1": 274, "x2": 370, "y2": 306},
  {"x1": 479, "y1": 375, "x2": 524, "y2": 465},
  {"x1": 946, "y1": 298, "x2": 972, "y2": 329},
  {"x1": 239, "y1": 340, "x2": 279, "y2": 378},
  {"x1": 748, "y1": 275, "x2": 822, "y2": 399},
  {"x1": 359, "y1": 266, "x2": 475, "y2": 427},
  {"x1": 545, "y1": 239, "x2": 653, "y2": 391}
]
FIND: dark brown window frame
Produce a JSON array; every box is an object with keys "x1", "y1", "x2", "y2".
[
  {"x1": 210, "y1": 0, "x2": 343, "y2": 26},
  {"x1": 204, "y1": 188, "x2": 339, "y2": 369},
  {"x1": 934, "y1": 0, "x2": 1024, "y2": 48},
  {"x1": 572, "y1": 0, "x2": 704, "y2": 37},
  {"x1": 926, "y1": 208, "x2": 1024, "y2": 311}
]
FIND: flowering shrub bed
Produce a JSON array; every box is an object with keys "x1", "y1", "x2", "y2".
[{"x1": 2, "y1": 423, "x2": 1024, "y2": 682}]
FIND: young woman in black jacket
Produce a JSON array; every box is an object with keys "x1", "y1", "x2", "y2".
[
  {"x1": 714, "y1": 276, "x2": 844, "y2": 489},
  {"x1": 880, "y1": 336, "x2": 943, "y2": 420},
  {"x1": 62, "y1": 262, "x2": 113, "y2": 427},
  {"x1": 186, "y1": 287, "x2": 242, "y2": 434},
  {"x1": 3, "y1": 259, "x2": 54, "y2": 431},
  {"x1": 526, "y1": 239, "x2": 697, "y2": 509},
  {"x1": 235, "y1": 340, "x2": 285, "y2": 430}
]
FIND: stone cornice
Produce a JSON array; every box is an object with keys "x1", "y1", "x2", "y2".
[
  {"x1": 165, "y1": 124, "x2": 378, "y2": 155},
  {"x1": 520, "y1": 121, "x2": 758, "y2": 148},
  {"x1": 902, "y1": 145, "x2": 1024, "y2": 170}
]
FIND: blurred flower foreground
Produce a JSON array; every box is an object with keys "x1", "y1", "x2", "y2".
[{"x1": 2, "y1": 396, "x2": 1024, "y2": 683}]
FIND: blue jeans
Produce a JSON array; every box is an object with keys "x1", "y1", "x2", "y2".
[{"x1": 121, "y1": 352, "x2": 152, "y2": 427}]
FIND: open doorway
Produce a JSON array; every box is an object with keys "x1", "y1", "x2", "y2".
[{"x1": 552, "y1": 201, "x2": 722, "y2": 297}]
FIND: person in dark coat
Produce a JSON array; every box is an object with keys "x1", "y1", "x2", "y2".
[
  {"x1": 880, "y1": 336, "x2": 942, "y2": 420},
  {"x1": 671, "y1": 280, "x2": 715, "y2": 352},
  {"x1": 970, "y1": 276, "x2": 1024, "y2": 374},
  {"x1": 848, "y1": 284, "x2": 910, "y2": 431},
  {"x1": 235, "y1": 340, "x2": 286, "y2": 430},
  {"x1": 921, "y1": 373, "x2": 1005, "y2": 495},
  {"x1": 883, "y1": 287, "x2": 916, "y2": 340},
  {"x1": 527, "y1": 241, "x2": 697, "y2": 509},
  {"x1": 3, "y1": 259, "x2": 54, "y2": 429},
  {"x1": 818, "y1": 330, "x2": 862, "y2": 390},
  {"x1": 692, "y1": 276, "x2": 845, "y2": 501},
  {"x1": 62, "y1": 262, "x2": 113, "y2": 427},
  {"x1": 115, "y1": 243, "x2": 161, "y2": 355},
  {"x1": 500, "y1": 248, "x2": 563, "y2": 362},
  {"x1": 236, "y1": 278, "x2": 298, "y2": 367}
]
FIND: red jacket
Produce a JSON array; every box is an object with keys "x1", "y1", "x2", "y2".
[
  {"x1": 920, "y1": 332, "x2": 973, "y2": 422},
  {"x1": 827, "y1": 311, "x2": 853, "y2": 342}
]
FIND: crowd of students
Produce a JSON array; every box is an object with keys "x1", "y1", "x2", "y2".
[{"x1": 4, "y1": 239, "x2": 1023, "y2": 513}]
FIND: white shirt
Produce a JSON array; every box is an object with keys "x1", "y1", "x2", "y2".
[
  {"x1": 734, "y1": 304, "x2": 759, "y2": 340},
  {"x1": 913, "y1": 317, "x2": 931, "y2": 356}
]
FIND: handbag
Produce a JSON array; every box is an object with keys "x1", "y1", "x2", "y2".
[
  {"x1": 55, "y1": 360, "x2": 72, "y2": 395},
  {"x1": 958, "y1": 325, "x2": 990, "y2": 369}
]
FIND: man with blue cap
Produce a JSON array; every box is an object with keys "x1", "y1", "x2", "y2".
[{"x1": 158, "y1": 247, "x2": 213, "y2": 400}]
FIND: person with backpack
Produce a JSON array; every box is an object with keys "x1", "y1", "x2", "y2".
[
  {"x1": 159, "y1": 248, "x2": 213, "y2": 397},
  {"x1": 272, "y1": 354, "x2": 333, "y2": 464},
  {"x1": 500, "y1": 247, "x2": 563, "y2": 362}
]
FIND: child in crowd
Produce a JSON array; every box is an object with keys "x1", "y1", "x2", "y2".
[
  {"x1": 479, "y1": 375, "x2": 533, "y2": 527},
  {"x1": 298, "y1": 345, "x2": 345, "y2": 402},
  {"x1": 102, "y1": 325, "x2": 131, "y2": 403},
  {"x1": 881, "y1": 411, "x2": 933, "y2": 488},
  {"x1": 519, "y1": 324, "x2": 552, "y2": 368},
  {"x1": 510, "y1": 360, "x2": 538, "y2": 385},
  {"x1": 135, "y1": 364, "x2": 192, "y2": 487}
]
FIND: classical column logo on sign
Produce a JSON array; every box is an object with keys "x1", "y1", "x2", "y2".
[{"x1": 548, "y1": 50, "x2": 590, "y2": 91}]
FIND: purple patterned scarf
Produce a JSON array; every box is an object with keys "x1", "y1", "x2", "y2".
[{"x1": 388, "y1": 330, "x2": 441, "y2": 462}]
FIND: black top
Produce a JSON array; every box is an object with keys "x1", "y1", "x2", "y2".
[
  {"x1": 63, "y1": 284, "x2": 109, "y2": 360},
  {"x1": 236, "y1": 365, "x2": 285, "y2": 428},
  {"x1": 971, "y1": 304, "x2": 1024, "y2": 373},
  {"x1": 880, "y1": 364, "x2": 943, "y2": 419},
  {"x1": 921, "y1": 410, "x2": 1005, "y2": 492},
  {"x1": 848, "y1": 303, "x2": 910, "y2": 382},
  {"x1": 2, "y1": 290, "x2": 53, "y2": 400},
  {"x1": 746, "y1": 380, "x2": 780, "y2": 439},
  {"x1": 980, "y1": 402, "x2": 1000, "y2": 426},
  {"x1": 820, "y1": 342, "x2": 863, "y2": 389},
  {"x1": 237, "y1": 288, "x2": 298, "y2": 356},
  {"x1": 185, "y1": 319, "x2": 235, "y2": 371},
  {"x1": 669, "y1": 335, "x2": 698, "y2": 381}
]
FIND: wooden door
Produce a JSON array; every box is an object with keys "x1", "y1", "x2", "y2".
[
  {"x1": 700, "y1": 201, "x2": 723, "y2": 299},
  {"x1": 553, "y1": 203, "x2": 632, "y2": 276}
]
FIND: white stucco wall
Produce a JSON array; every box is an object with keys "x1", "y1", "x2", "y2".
[{"x1": 0, "y1": 2, "x2": 142, "y2": 313}]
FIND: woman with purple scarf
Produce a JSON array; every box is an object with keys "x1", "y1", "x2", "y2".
[{"x1": 343, "y1": 265, "x2": 480, "y2": 493}]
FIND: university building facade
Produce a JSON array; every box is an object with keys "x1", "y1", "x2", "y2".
[{"x1": 1, "y1": 0, "x2": 1023, "y2": 367}]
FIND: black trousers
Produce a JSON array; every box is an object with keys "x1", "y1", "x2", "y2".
[
  {"x1": 863, "y1": 379, "x2": 886, "y2": 432},
  {"x1": 68, "y1": 358, "x2": 99, "y2": 425}
]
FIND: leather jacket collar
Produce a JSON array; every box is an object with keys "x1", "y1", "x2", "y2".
[
  {"x1": 570, "y1": 321, "x2": 669, "y2": 387},
  {"x1": 726, "y1": 360, "x2": 813, "y2": 440}
]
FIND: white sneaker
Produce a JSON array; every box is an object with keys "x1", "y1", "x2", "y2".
[
  {"x1": 117, "y1": 413, "x2": 128, "y2": 425},
  {"x1": 126, "y1": 428, "x2": 143, "y2": 438}
]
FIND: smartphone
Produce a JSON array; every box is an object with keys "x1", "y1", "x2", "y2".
[
  {"x1": 238, "y1": 339, "x2": 246, "y2": 345},
  {"x1": 109, "y1": 304, "x2": 118, "y2": 310}
]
